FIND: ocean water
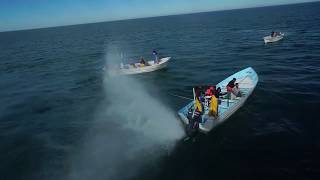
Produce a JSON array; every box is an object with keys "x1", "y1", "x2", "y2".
[{"x1": 1, "y1": 2, "x2": 320, "y2": 180}]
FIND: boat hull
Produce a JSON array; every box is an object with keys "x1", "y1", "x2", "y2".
[
  {"x1": 263, "y1": 33, "x2": 284, "y2": 43},
  {"x1": 178, "y1": 67, "x2": 258, "y2": 133},
  {"x1": 119, "y1": 57, "x2": 170, "y2": 75}
]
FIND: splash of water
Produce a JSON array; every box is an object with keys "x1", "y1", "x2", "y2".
[{"x1": 68, "y1": 45, "x2": 184, "y2": 180}]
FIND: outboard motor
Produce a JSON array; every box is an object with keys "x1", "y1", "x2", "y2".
[{"x1": 186, "y1": 108, "x2": 200, "y2": 137}]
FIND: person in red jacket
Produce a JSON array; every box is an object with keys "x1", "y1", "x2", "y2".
[{"x1": 227, "y1": 78, "x2": 236, "y2": 92}]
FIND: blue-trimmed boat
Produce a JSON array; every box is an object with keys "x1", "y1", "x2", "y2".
[{"x1": 178, "y1": 67, "x2": 259, "y2": 133}]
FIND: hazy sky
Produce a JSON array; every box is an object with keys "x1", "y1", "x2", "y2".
[{"x1": 0, "y1": 0, "x2": 317, "y2": 32}]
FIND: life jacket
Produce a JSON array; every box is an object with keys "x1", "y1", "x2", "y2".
[
  {"x1": 195, "y1": 97, "x2": 203, "y2": 113},
  {"x1": 209, "y1": 95, "x2": 218, "y2": 116}
]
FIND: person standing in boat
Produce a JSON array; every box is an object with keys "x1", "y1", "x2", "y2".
[
  {"x1": 152, "y1": 50, "x2": 159, "y2": 64},
  {"x1": 192, "y1": 95, "x2": 203, "y2": 127},
  {"x1": 208, "y1": 87, "x2": 228, "y2": 117},
  {"x1": 186, "y1": 89, "x2": 203, "y2": 136},
  {"x1": 186, "y1": 105, "x2": 201, "y2": 136},
  {"x1": 271, "y1": 31, "x2": 275, "y2": 37}
]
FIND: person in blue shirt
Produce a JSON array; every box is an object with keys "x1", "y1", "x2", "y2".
[{"x1": 152, "y1": 50, "x2": 159, "y2": 64}]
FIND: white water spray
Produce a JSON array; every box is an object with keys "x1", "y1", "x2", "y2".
[{"x1": 68, "y1": 45, "x2": 184, "y2": 180}]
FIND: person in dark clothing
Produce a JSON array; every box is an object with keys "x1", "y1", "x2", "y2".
[
  {"x1": 271, "y1": 31, "x2": 275, "y2": 37},
  {"x1": 226, "y1": 78, "x2": 237, "y2": 100},
  {"x1": 214, "y1": 87, "x2": 228, "y2": 105},
  {"x1": 227, "y1": 78, "x2": 236, "y2": 90},
  {"x1": 214, "y1": 87, "x2": 228, "y2": 98},
  {"x1": 140, "y1": 57, "x2": 146, "y2": 65},
  {"x1": 186, "y1": 107, "x2": 202, "y2": 137}
]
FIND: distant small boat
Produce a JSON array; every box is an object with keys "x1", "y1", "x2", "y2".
[
  {"x1": 118, "y1": 57, "x2": 171, "y2": 75},
  {"x1": 178, "y1": 67, "x2": 258, "y2": 133},
  {"x1": 263, "y1": 32, "x2": 284, "y2": 44}
]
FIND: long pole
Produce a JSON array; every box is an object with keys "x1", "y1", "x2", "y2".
[
  {"x1": 193, "y1": 88, "x2": 196, "y2": 101},
  {"x1": 192, "y1": 88, "x2": 196, "y2": 118}
]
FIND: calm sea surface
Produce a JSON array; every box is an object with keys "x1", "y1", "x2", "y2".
[{"x1": 1, "y1": 2, "x2": 320, "y2": 180}]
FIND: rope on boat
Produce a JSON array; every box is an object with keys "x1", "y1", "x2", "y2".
[{"x1": 168, "y1": 93, "x2": 193, "y2": 100}]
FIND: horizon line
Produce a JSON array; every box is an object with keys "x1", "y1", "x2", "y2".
[{"x1": 1, "y1": 0, "x2": 319, "y2": 33}]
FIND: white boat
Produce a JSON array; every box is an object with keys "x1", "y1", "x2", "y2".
[
  {"x1": 118, "y1": 57, "x2": 171, "y2": 75},
  {"x1": 178, "y1": 67, "x2": 259, "y2": 133},
  {"x1": 263, "y1": 32, "x2": 284, "y2": 44}
]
